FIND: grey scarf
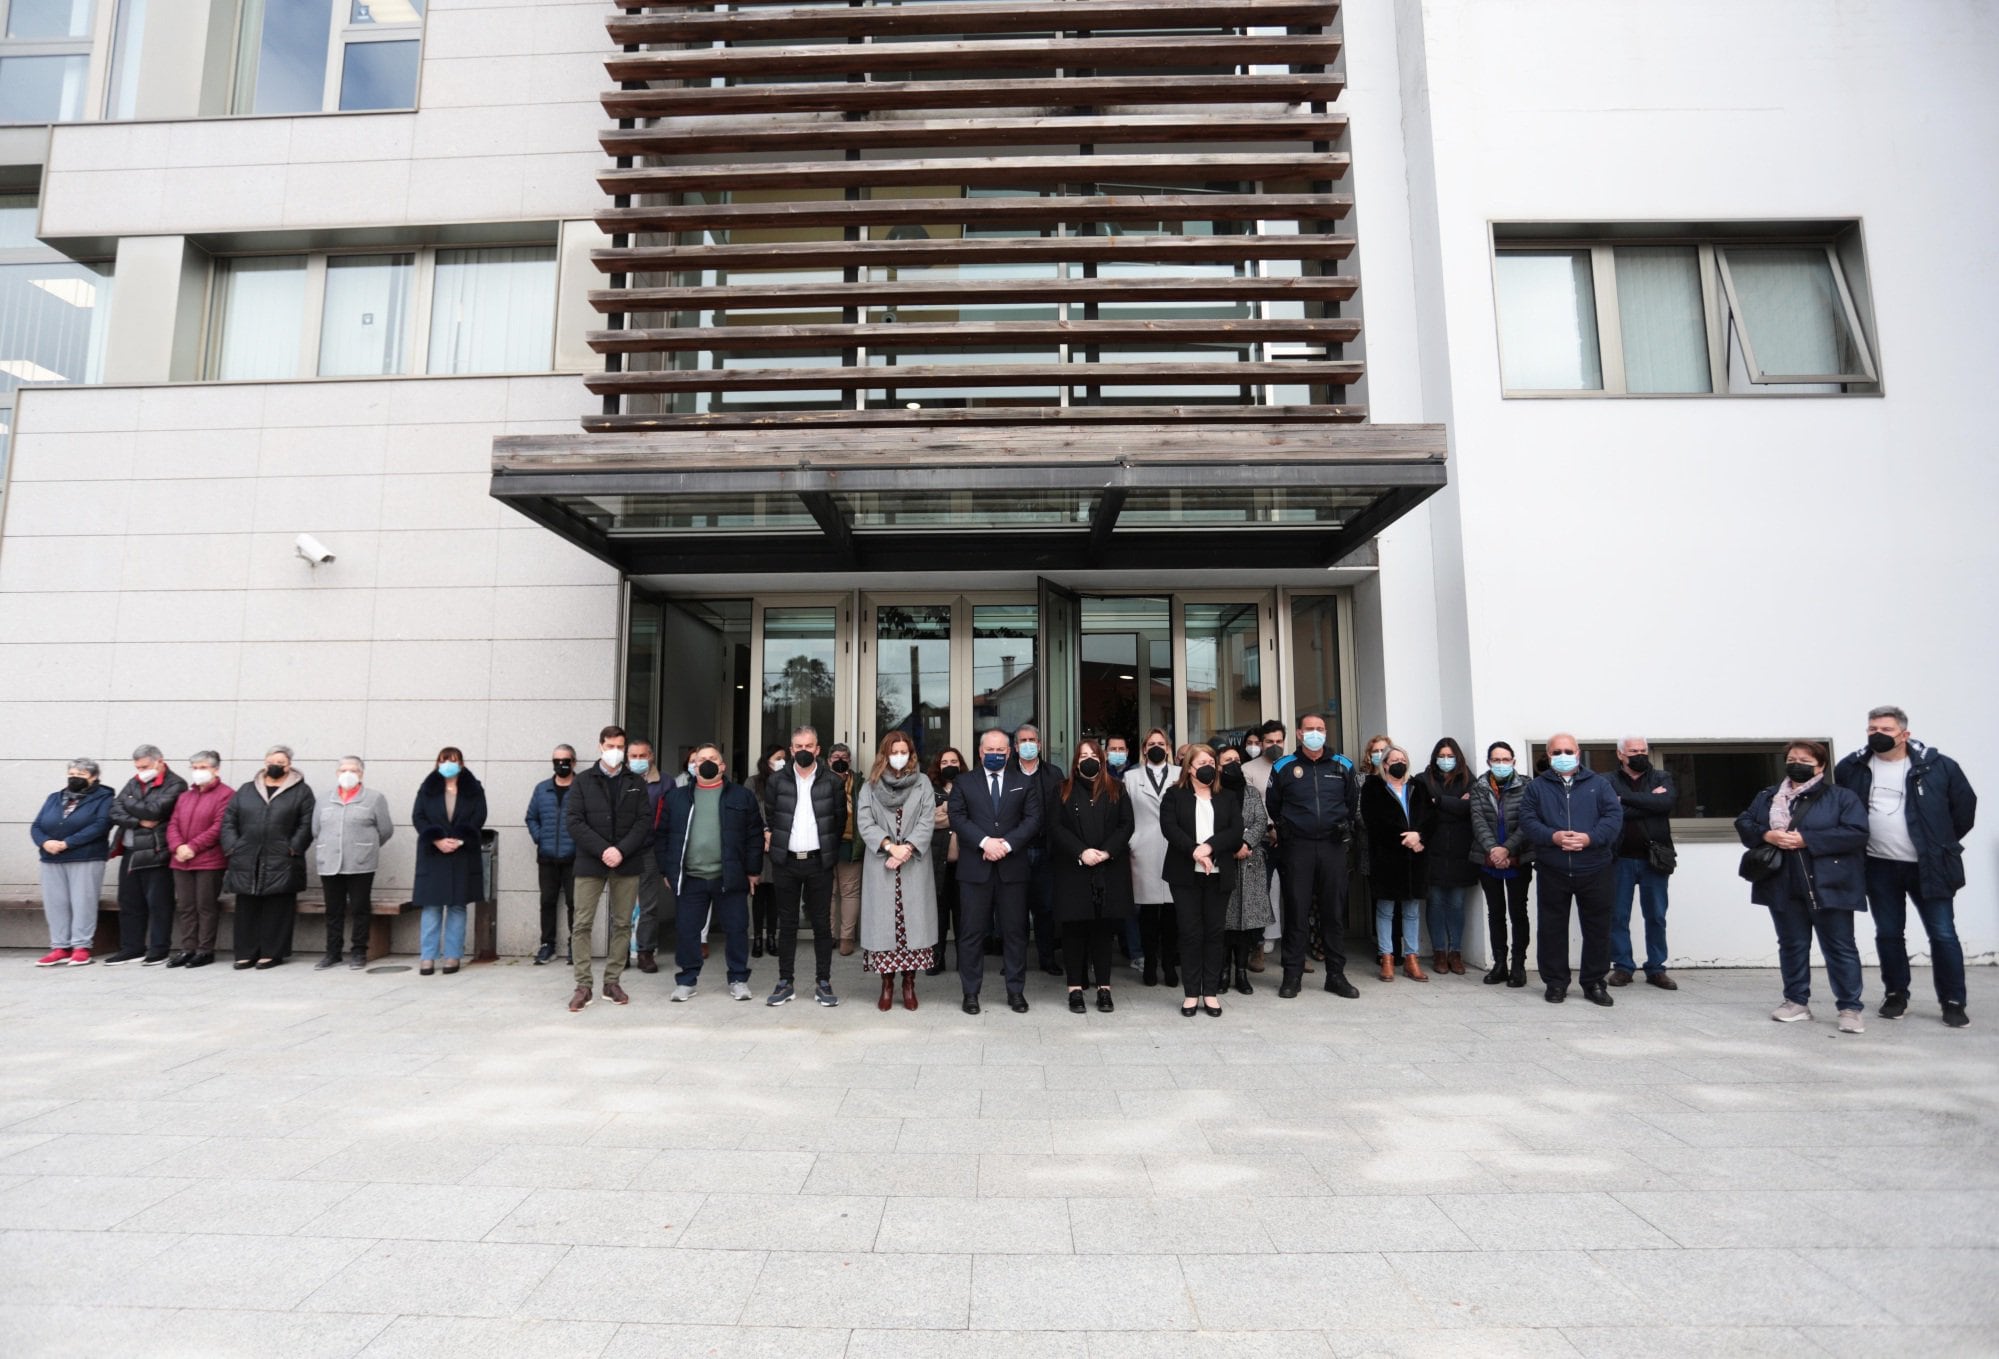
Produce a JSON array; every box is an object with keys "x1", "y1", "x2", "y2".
[{"x1": 872, "y1": 769, "x2": 924, "y2": 811}]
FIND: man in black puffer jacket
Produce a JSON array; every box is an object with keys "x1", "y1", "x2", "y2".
[
  {"x1": 107, "y1": 744, "x2": 188, "y2": 966},
  {"x1": 565, "y1": 725, "x2": 654, "y2": 1011},
  {"x1": 759, "y1": 725, "x2": 844, "y2": 1009}
]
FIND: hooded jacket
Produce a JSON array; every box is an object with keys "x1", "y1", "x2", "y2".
[
  {"x1": 1519, "y1": 765, "x2": 1624, "y2": 876},
  {"x1": 1833, "y1": 739, "x2": 1978, "y2": 900}
]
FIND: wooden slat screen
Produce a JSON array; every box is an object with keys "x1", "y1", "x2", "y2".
[{"x1": 593, "y1": 0, "x2": 1360, "y2": 429}]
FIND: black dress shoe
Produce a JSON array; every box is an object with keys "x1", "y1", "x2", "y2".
[
  {"x1": 1278, "y1": 976, "x2": 1302, "y2": 999},
  {"x1": 1202, "y1": 1000, "x2": 1222, "y2": 1017},
  {"x1": 750, "y1": 937, "x2": 764, "y2": 959},
  {"x1": 1181, "y1": 1001, "x2": 1199, "y2": 1017},
  {"x1": 1544, "y1": 984, "x2": 1566, "y2": 1003},
  {"x1": 166, "y1": 952, "x2": 189, "y2": 969},
  {"x1": 1142, "y1": 963, "x2": 1158, "y2": 987},
  {"x1": 1583, "y1": 984, "x2": 1614, "y2": 1007},
  {"x1": 1161, "y1": 964, "x2": 1180, "y2": 987},
  {"x1": 962, "y1": 994, "x2": 981, "y2": 1015},
  {"x1": 1323, "y1": 973, "x2": 1359, "y2": 999},
  {"x1": 313, "y1": 954, "x2": 339, "y2": 971},
  {"x1": 1007, "y1": 992, "x2": 1029, "y2": 1014},
  {"x1": 1096, "y1": 987, "x2": 1114, "y2": 1012},
  {"x1": 1068, "y1": 989, "x2": 1087, "y2": 1014}
]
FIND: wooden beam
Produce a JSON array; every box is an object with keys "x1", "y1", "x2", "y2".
[
  {"x1": 591, "y1": 275, "x2": 1359, "y2": 314},
  {"x1": 603, "y1": 74, "x2": 1344, "y2": 118},
  {"x1": 578, "y1": 405, "x2": 1370, "y2": 432},
  {"x1": 599, "y1": 113, "x2": 1347, "y2": 157},
  {"x1": 587, "y1": 318, "x2": 1362, "y2": 354},
  {"x1": 608, "y1": 0, "x2": 1338, "y2": 43},
  {"x1": 591, "y1": 234, "x2": 1353, "y2": 274},
  {"x1": 605, "y1": 34, "x2": 1341, "y2": 81},
  {"x1": 595, "y1": 193, "x2": 1351, "y2": 235},
  {"x1": 584, "y1": 361, "x2": 1363, "y2": 395},
  {"x1": 598, "y1": 153, "x2": 1347, "y2": 196}
]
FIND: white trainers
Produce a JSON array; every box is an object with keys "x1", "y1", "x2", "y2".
[
  {"x1": 1837, "y1": 1010, "x2": 1865, "y2": 1034},
  {"x1": 729, "y1": 981, "x2": 753, "y2": 1001},
  {"x1": 1771, "y1": 1001, "x2": 1812, "y2": 1023},
  {"x1": 670, "y1": 984, "x2": 696, "y2": 1002}
]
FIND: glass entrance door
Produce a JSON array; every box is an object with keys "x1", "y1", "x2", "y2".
[{"x1": 1035, "y1": 578, "x2": 1080, "y2": 766}]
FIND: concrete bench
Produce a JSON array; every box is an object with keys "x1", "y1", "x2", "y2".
[{"x1": 2, "y1": 892, "x2": 418, "y2": 961}]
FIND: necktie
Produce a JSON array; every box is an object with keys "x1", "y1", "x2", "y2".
[{"x1": 990, "y1": 773, "x2": 1001, "y2": 807}]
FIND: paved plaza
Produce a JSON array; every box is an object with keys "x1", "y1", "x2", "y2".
[{"x1": 0, "y1": 951, "x2": 1993, "y2": 1358}]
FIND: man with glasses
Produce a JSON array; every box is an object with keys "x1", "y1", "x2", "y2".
[{"x1": 1520, "y1": 733, "x2": 1624, "y2": 1007}]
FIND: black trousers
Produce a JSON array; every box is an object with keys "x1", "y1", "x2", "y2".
[
  {"x1": 930, "y1": 845, "x2": 959, "y2": 966},
  {"x1": 958, "y1": 875, "x2": 1028, "y2": 995},
  {"x1": 321, "y1": 872, "x2": 375, "y2": 958},
  {"x1": 1278, "y1": 838, "x2": 1349, "y2": 980},
  {"x1": 1025, "y1": 848, "x2": 1059, "y2": 967},
  {"x1": 538, "y1": 859, "x2": 575, "y2": 949},
  {"x1": 1536, "y1": 864, "x2": 1612, "y2": 989},
  {"x1": 234, "y1": 892, "x2": 296, "y2": 963},
  {"x1": 752, "y1": 878, "x2": 776, "y2": 938},
  {"x1": 772, "y1": 857, "x2": 835, "y2": 984},
  {"x1": 1480, "y1": 870, "x2": 1532, "y2": 962},
  {"x1": 118, "y1": 864, "x2": 175, "y2": 956},
  {"x1": 1062, "y1": 919, "x2": 1116, "y2": 987},
  {"x1": 1228, "y1": 928, "x2": 1262, "y2": 969},
  {"x1": 1137, "y1": 900, "x2": 1179, "y2": 973},
  {"x1": 1173, "y1": 877, "x2": 1230, "y2": 998}
]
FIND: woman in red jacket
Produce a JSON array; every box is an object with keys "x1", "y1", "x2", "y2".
[{"x1": 165, "y1": 751, "x2": 233, "y2": 968}]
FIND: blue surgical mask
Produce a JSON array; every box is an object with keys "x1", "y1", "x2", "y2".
[
  {"x1": 437, "y1": 761, "x2": 461, "y2": 779},
  {"x1": 1436, "y1": 756, "x2": 1457, "y2": 773},
  {"x1": 1107, "y1": 751, "x2": 1128, "y2": 769},
  {"x1": 1301, "y1": 731, "x2": 1326, "y2": 752},
  {"x1": 1550, "y1": 753, "x2": 1580, "y2": 775},
  {"x1": 1489, "y1": 762, "x2": 1515, "y2": 781},
  {"x1": 1018, "y1": 741, "x2": 1039, "y2": 763},
  {"x1": 628, "y1": 758, "x2": 650, "y2": 775},
  {"x1": 982, "y1": 752, "x2": 1007, "y2": 773}
]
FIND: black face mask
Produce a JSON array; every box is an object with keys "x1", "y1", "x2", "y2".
[
  {"x1": 1624, "y1": 754, "x2": 1651, "y2": 775},
  {"x1": 1219, "y1": 764, "x2": 1246, "y2": 791},
  {"x1": 1867, "y1": 732, "x2": 1897, "y2": 755},
  {"x1": 939, "y1": 764, "x2": 960, "y2": 776},
  {"x1": 66, "y1": 775, "x2": 89, "y2": 793},
  {"x1": 697, "y1": 760, "x2": 721, "y2": 781},
  {"x1": 1386, "y1": 761, "x2": 1409, "y2": 780},
  {"x1": 830, "y1": 757, "x2": 849, "y2": 775},
  {"x1": 1145, "y1": 746, "x2": 1168, "y2": 765},
  {"x1": 552, "y1": 759, "x2": 573, "y2": 776},
  {"x1": 792, "y1": 749, "x2": 816, "y2": 770},
  {"x1": 1076, "y1": 757, "x2": 1102, "y2": 779},
  {"x1": 265, "y1": 764, "x2": 287, "y2": 781},
  {"x1": 1786, "y1": 762, "x2": 1818, "y2": 784},
  {"x1": 1193, "y1": 765, "x2": 1217, "y2": 786}
]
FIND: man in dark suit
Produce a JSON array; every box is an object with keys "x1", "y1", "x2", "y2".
[{"x1": 948, "y1": 728, "x2": 1044, "y2": 1014}]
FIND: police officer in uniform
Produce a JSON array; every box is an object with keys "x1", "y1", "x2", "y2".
[{"x1": 1264, "y1": 712, "x2": 1361, "y2": 999}]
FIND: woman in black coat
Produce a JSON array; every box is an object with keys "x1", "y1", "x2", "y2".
[
  {"x1": 1361, "y1": 746, "x2": 1437, "y2": 982},
  {"x1": 1735, "y1": 739, "x2": 1870, "y2": 1032},
  {"x1": 1049, "y1": 738, "x2": 1136, "y2": 1014},
  {"x1": 220, "y1": 745, "x2": 316, "y2": 970},
  {"x1": 1160, "y1": 744, "x2": 1244, "y2": 1017},
  {"x1": 412, "y1": 746, "x2": 488, "y2": 976},
  {"x1": 1420, "y1": 737, "x2": 1479, "y2": 975}
]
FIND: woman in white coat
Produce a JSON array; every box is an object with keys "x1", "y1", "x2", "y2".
[
  {"x1": 1123, "y1": 726, "x2": 1180, "y2": 987},
  {"x1": 856, "y1": 731, "x2": 939, "y2": 1012}
]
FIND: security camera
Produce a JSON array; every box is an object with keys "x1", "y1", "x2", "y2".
[{"x1": 295, "y1": 533, "x2": 335, "y2": 566}]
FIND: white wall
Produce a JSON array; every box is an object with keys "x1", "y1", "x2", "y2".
[
  {"x1": 0, "y1": 376, "x2": 621, "y2": 955},
  {"x1": 1349, "y1": 0, "x2": 1999, "y2": 965}
]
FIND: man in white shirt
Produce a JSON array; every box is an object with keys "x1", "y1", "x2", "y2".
[{"x1": 760, "y1": 725, "x2": 842, "y2": 1007}]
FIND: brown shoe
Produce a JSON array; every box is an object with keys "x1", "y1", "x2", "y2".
[
  {"x1": 567, "y1": 986, "x2": 591, "y2": 1012},
  {"x1": 839, "y1": 939, "x2": 856, "y2": 956},
  {"x1": 1402, "y1": 953, "x2": 1429, "y2": 982},
  {"x1": 1448, "y1": 950, "x2": 1466, "y2": 975},
  {"x1": 636, "y1": 950, "x2": 658, "y2": 974},
  {"x1": 1608, "y1": 968, "x2": 1634, "y2": 987},
  {"x1": 1247, "y1": 948, "x2": 1266, "y2": 973},
  {"x1": 1647, "y1": 971, "x2": 1679, "y2": 991},
  {"x1": 604, "y1": 980, "x2": 630, "y2": 1005},
  {"x1": 1431, "y1": 950, "x2": 1447, "y2": 972},
  {"x1": 1378, "y1": 953, "x2": 1395, "y2": 982}
]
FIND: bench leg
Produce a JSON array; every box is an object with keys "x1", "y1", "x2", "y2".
[{"x1": 366, "y1": 917, "x2": 391, "y2": 963}]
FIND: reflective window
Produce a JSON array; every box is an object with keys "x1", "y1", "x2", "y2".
[
  {"x1": 1184, "y1": 602, "x2": 1261, "y2": 748},
  {"x1": 235, "y1": 0, "x2": 425, "y2": 115},
  {"x1": 1080, "y1": 597, "x2": 1172, "y2": 748},
  {"x1": 104, "y1": 0, "x2": 144, "y2": 118},
  {"x1": 761, "y1": 607, "x2": 838, "y2": 756},
  {"x1": 338, "y1": 35, "x2": 418, "y2": 110},
  {"x1": 209, "y1": 256, "x2": 309, "y2": 381},
  {"x1": 7, "y1": 0, "x2": 92, "y2": 39},
  {"x1": 1119, "y1": 487, "x2": 1371, "y2": 529},
  {"x1": 317, "y1": 252, "x2": 413, "y2": 376},
  {"x1": 0, "y1": 52, "x2": 86, "y2": 121},
  {"x1": 428, "y1": 246, "x2": 556, "y2": 375},
  {"x1": 554, "y1": 493, "x2": 817, "y2": 535},
  {"x1": 843, "y1": 488, "x2": 1093, "y2": 531},
  {"x1": 972, "y1": 604, "x2": 1036, "y2": 738},
  {"x1": 0, "y1": 259, "x2": 112, "y2": 390},
  {"x1": 874, "y1": 603, "x2": 951, "y2": 762},
  {"x1": 1288, "y1": 595, "x2": 1344, "y2": 756},
  {"x1": 1719, "y1": 246, "x2": 1873, "y2": 382},
  {"x1": 1614, "y1": 245, "x2": 1709, "y2": 394},
  {"x1": 1495, "y1": 249, "x2": 1602, "y2": 391}
]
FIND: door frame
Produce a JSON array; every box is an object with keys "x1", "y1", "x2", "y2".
[{"x1": 750, "y1": 592, "x2": 857, "y2": 761}]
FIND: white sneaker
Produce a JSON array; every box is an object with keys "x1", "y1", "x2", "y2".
[
  {"x1": 729, "y1": 981, "x2": 752, "y2": 1001},
  {"x1": 670, "y1": 984, "x2": 696, "y2": 1002},
  {"x1": 1771, "y1": 1000, "x2": 1812, "y2": 1023},
  {"x1": 1837, "y1": 1010, "x2": 1865, "y2": 1034}
]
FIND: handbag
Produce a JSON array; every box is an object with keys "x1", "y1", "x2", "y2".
[
  {"x1": 1737, "y1": 843, "x2": 1783, "y2": 883},
  {"x1": 1646, "y1": 840, "x2": 1678, "y2": 875}
]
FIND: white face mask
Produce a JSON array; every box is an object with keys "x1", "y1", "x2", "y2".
[
  {"x1": 134, "y1": 766, "x2": 156, "y2": 782},
  {"x1": 1244, "y1": 744, "x2": 1262, "y2": 759},
  {"x1": 189, "y1": 768, "x2": 215, "y2": 787},
  {"x1": 336, "y1": 771, "x2": 361, "y2": 791},
  {"x1": 769, "y1": 757, "x2": 786, "y2": 772},
  {"x1": 601, "y1": 747, "x2": 625, "y2": 767},
  {"x1": 887, "y1": 752, "x2": 909, "y2": 771}
]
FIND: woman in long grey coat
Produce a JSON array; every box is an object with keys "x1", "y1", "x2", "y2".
[
  {"x1": 1218, "y1": 745, "x2": 1273, "y2": 995},
  {"x1": 311, "y1": 755, "x2": 395, "y2": 970},
  {"x1": 1123, "y1": 726, "x2": 1179, "y2": 987},
  {"x1": 856, "y1": 731, "x2": 939, "y2": 1012}
]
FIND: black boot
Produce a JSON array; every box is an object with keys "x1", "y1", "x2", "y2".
[
  {"x1": 1507, "y1": 949, "x2": 1529, "y2": 988},
  {"x1": 1483, "y1": 957, "x2": 1509, "y2": 985},
  {"x1": 1233, "y1": 966, "x2": 1253, "y2": 996}
]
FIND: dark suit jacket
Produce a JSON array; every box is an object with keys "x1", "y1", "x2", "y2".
[
  {"x1": 1159, "y1": 785, "x2": 1246, "y2": 892},
  {"x1": 948, "y1": 763, "x2": 1044, "y2": 884}
]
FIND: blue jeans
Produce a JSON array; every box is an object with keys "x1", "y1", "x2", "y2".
[
  {"x1": 1611, "y1": 858, "x2": 1671, "y2": 975},
  {"x1": 1865, "y1": 857, "x2": 1965, "y2": 1006},
  {"x1": 419, "y1": 904, "x2": 467, "y2": 961},
  {"x1": 1424, "y1": 883, "x2": 1476, "y2": 952},
  {"x1": 675, "y1": 876, "x2": 750, "y2": 987},
  {"x1": 1769, "y1": 899, "x2": 1862, "y2": 1013},
  {"x1": 1375, "y1": 898, "x2": 1420, "y2": 957}
]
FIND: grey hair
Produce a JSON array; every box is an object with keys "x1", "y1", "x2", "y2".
[
  {"x1": 337, "y1": 755, "x2": 365, "y2": 771},
  {"x1": 264, "y1": 744, "x2": 295, "y2": 761},
  {"x1": 68, "y1": 757, "x2": 100, "y2": 777},
  {"x1": 789, "y1": 725, "x2": 818, "y2": 743},
  {"x1": 1014, "y1": 722, "x2": 1041, "y2": 740},
  {"x1": 1617, "y1": 736, "x2": 1648, "y2": 753},
  {"x1": 553, "y1": 743, "x2": 576, "y2": 758},
  {"x1": 189, "y1": 750, "x2": 221, "y2": 767},
  {"x1": 1867, "y1": 705, "x2": 1909, "y2": 728},
  {"x1": 132, "y1": 744, "x2": 163, "y2": 761}
]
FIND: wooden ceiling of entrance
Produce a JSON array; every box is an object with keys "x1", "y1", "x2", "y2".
[{"x1": 587, "y1": 0, "x2": 1358, "y2": 432}]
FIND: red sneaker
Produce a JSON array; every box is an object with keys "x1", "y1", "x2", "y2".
[
  {"x1": 35, "y1": 949, "x2": 70, "y2": 967},
  {"x1": 66, "y1": 949, "x2": 94, "y2": 966}
]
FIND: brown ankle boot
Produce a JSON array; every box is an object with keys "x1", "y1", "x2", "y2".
[
  {"x1": 1431, "y1": 949, "x2": 1446, "y2": 972},
  {"x1": 901, "y1": 971, "x2": 919, "y2": 1011},
  {"x1": 1448, "y1": 949, "x2": 1466, "y2": 975},
  {"x1": 877, "y1": 974, "x2": 894, "y2": 1011},
  {"x1": 1403, "y1": 953, "x2": 1429, "y2": 982},
  {"x1": 1378, "y1": 952, "x2": 1395, "y2": 982}
]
